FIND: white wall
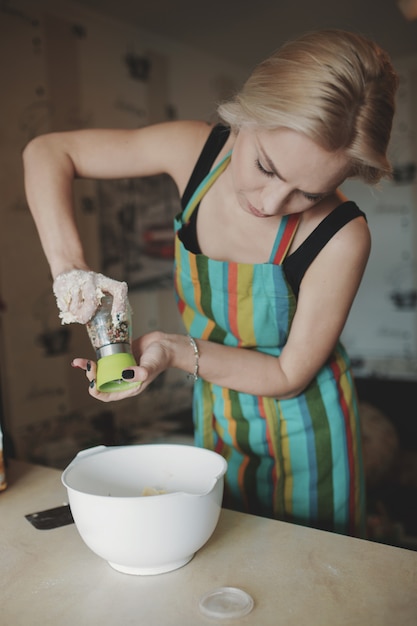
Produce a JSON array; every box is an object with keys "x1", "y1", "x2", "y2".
[{"x1": 341, "y1": 57, "x2": 417, "y2": 380}]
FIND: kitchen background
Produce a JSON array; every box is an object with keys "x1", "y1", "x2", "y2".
[{"x1": 0, "y1": 0, "x2": 417, "y2": 549}]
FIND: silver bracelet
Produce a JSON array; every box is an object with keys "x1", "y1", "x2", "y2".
[{"x1": 187, "y1": 334, "x2": 200, "y2": 381}]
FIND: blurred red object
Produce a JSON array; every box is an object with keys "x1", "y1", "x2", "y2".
[{"x1": 143, "y1": 226, "x2": 174, "y2": 259}]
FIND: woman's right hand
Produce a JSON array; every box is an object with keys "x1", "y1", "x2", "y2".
[{"x1": 53, "y1": 270, "x2": 128, "y2": 325}]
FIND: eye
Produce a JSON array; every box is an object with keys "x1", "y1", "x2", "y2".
[
  {"x1": 302, "y1": 191, "x2": 325, "y2": 203},
  {"x1": 255, "y1": 159, "x2": 274, "y2": 178}
]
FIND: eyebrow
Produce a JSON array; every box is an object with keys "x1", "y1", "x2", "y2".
[{"x1": 259, "y1": 146, "x2": 328, "y2": 198}]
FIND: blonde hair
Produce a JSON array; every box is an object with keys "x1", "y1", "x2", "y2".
[{"x1": 218, "y1": 29, "x2": 399, "y2": 184}]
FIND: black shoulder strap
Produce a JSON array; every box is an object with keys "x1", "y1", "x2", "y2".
[
  {"x1": 181, "y1": 124, "x2": 230, "y2": 210},
  {"x1": 283, "y1": 201, "x2": 366, "y2": 296}
]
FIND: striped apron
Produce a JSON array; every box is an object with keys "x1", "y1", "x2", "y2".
[{"x1": 173, "y1": 151, "x2": 366, "y2": 537}]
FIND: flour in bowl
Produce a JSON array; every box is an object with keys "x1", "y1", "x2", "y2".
[{"x1": 141, "y1": 487, "x2": 167, "y2": 496}]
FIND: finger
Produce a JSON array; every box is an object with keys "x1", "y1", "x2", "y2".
[
  {"x1": 98, "y1": 274, "x2": 128, "y2": 299},
  {"x1": 121, "y1": 365, "x2": 148, "y2": 383},
  {"x1": 75, "y1": 301, "x2": 98, "y2": 325},
  {"x1": 69, "y1": 288, "x2": 100, "y2": 324},
  {"x1": 88, "y1": 380, "x2": 143, "y2": 402},
  {"x1": 85, "y1": 360, "x2": 98, "y2": 381},
  {"x1": 98, "y1": 275, "x2": 128, "y2": 320},
  {"x1": 71, "y1": 358, "x2": 97, "y2": 384},
  {"x1": 71, "y1": 357, "x2": 92, "y2": 371}
]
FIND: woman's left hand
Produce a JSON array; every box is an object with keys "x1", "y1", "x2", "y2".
[
  {"x1": 71, "y1": 331, "x2": 174, "y2": 402},
  {"x1": 70, "y1": 358, "x2": 144, "y2": 402}
]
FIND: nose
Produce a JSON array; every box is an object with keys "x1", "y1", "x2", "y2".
[{"x1": 261, "y1": 181, "x2": 291, "y2": 215}]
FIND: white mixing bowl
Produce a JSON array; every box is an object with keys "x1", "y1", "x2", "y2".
[{"x1": 61, "y1": 444, "x2": 228, "y2": 575}]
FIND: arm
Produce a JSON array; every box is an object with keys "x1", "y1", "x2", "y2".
[
  {"x1": 77, "y1": 215, "x2": 370, "y2": 401},
  {"x1": 23, "y1": 120, "x2": 211, "y2": 323},
  {"x1": 173, "y1": 215, "x2": 369, "y2": 398},
  {"x1": 22, "y1": 120, "x2": 210, "y2": 278}
]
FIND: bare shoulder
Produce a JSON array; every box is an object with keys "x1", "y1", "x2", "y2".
[
  {"x1": 329, "y1": 208, "x2": 371, "y2": 261},
  {"x1": 294, "y1": 193, "x2": 371, "y2": 266},
  {"x1": 305, "y1": 206, "x2": 371, "y2": 294},
  {"x1": 296, "y1": 194, "x2": 371, "y2": 293}
]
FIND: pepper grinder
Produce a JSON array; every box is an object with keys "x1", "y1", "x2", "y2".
[{"x1": 86, "y1": 294, "x2": 140, "y2": 392}]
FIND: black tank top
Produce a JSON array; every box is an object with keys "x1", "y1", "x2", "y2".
[{"x1": 180, "y1": 124, "x2": 366, "y2": 296}]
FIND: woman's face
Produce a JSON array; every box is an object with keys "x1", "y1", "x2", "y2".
[{"x1": 230, "y1": 127, "x2": 350, "y2": 218}]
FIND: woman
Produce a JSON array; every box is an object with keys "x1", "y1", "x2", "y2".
[{"x1": 23, "y1": 29, "x2": 398, "y2": 536}]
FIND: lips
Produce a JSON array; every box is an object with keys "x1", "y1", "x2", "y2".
[{"x1": 247, "y1": 202, "x2": 267, "y2": 218}]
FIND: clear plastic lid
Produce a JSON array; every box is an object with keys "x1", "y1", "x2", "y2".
[{"x1": 199, "y1": 586, "x2": 254, "y2": 619}]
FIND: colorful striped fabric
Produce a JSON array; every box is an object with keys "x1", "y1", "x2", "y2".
[{"x1": 173, "y1": 151, "x2": 366, "y2": 537}]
